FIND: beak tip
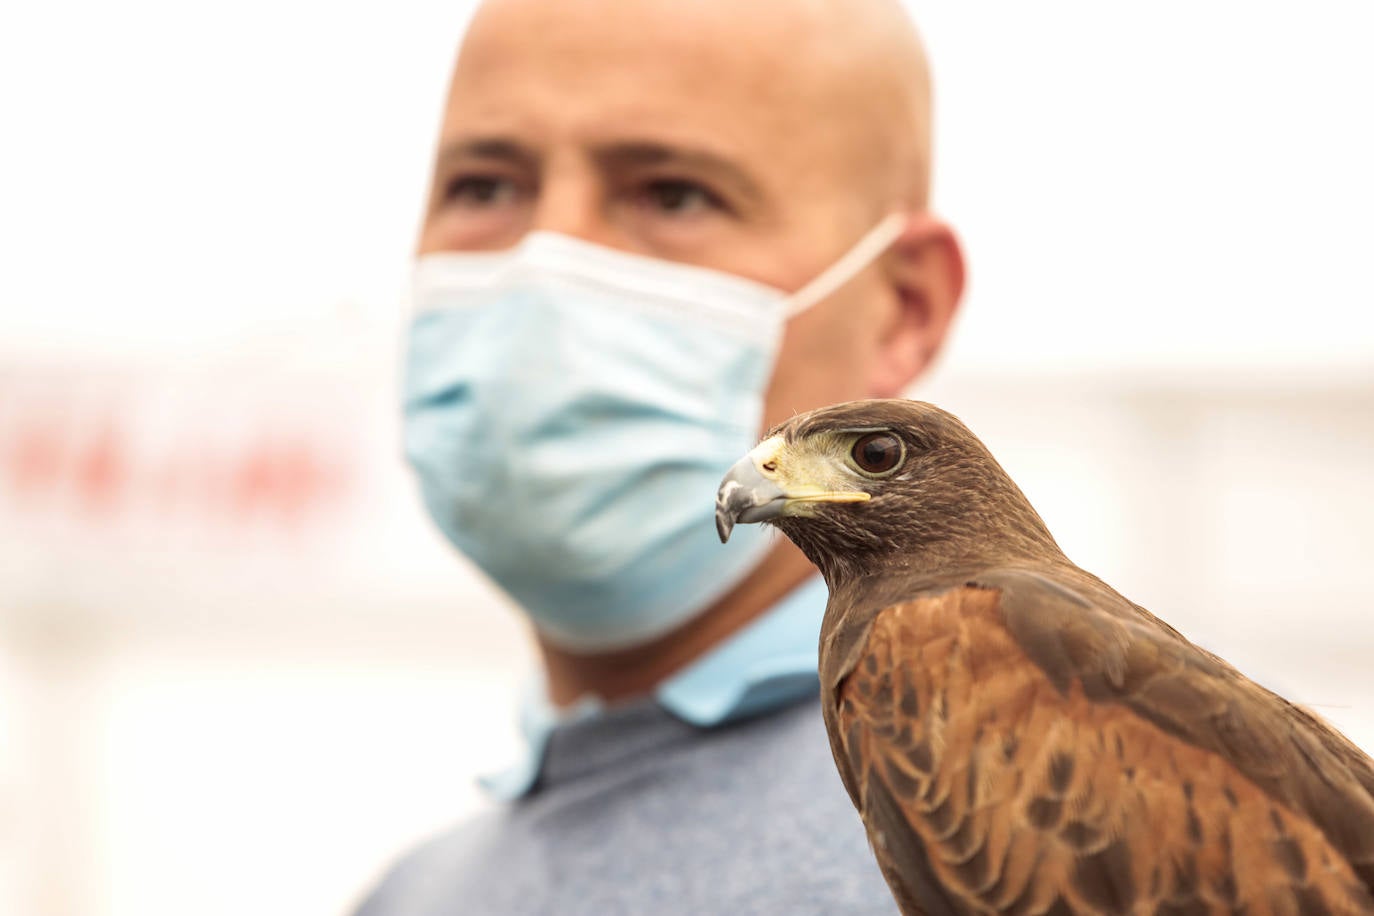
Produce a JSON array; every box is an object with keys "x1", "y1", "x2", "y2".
[{"x1": 715, "y1": 509, "x2": 734, "y2": 543}]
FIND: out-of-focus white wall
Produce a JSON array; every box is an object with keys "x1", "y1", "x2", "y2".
[{"x1": 1, "y1": 2, "x2": 1371, "y2": 915}]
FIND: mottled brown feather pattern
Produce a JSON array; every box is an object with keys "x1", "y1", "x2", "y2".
[
  {"x1": 748, "y1": 400, "x2": 1374, "y2": 916},
  {"x1": 832, "y1": 585, "x2": 1374, "y2": 916}
]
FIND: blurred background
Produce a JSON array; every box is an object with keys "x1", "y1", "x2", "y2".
[{"x1": 1, "y1": 1, "x2": 1371, "y2": 914}]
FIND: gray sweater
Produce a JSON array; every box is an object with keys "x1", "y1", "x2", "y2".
[{"x1": 354, "y1": 697, "x2": 896, "y2": 914}]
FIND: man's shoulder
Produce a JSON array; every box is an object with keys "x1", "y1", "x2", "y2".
[{"x1": 353, "y1": 699, "x2": 894, "y2": 916}]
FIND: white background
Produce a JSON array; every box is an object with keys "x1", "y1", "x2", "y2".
[{"x1": 1, "y1": 2, "x2": 1372, "y2": 914}]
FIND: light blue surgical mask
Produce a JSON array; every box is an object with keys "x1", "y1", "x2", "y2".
[{"x1": 403, "y1": 216, "x2": 904, "y2": 652}]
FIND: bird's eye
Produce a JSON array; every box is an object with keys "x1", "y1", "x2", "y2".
[{"x1": 851, "y1": 432, "x2": 904, "y2": 476}]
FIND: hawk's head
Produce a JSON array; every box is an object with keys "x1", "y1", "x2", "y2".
[{"x1": 715, "y1": 399, "x2": 1059, "y2": 585}]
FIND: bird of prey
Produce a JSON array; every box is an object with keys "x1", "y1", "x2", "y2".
[{"x1": 715, "y1": 399, "x2": 1374, "y2": 916}]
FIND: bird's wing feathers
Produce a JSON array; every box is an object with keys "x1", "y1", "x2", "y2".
[
  {"x1": 987, "y1": 568, "x2": 1374, "y2": 872},
  {"x1": 830, "y1": 575, "x2": 1374, "y2": 915}
]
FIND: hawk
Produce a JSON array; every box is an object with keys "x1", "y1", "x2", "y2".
[{"x1": 715, "y1": 399, "x2": 1374, "y2": 915}]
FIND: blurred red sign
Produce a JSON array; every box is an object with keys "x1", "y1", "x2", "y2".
[{"x1": 1, "y1": 368, "x2": 357, "y2": 532}]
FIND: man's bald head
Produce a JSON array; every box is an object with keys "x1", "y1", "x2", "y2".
[
  {"x1": 420, "y1": 0, "x2": 961, "y2": 425},
  {"x1": 431, "y1": 0, "x2": 934, "y2": 251}
]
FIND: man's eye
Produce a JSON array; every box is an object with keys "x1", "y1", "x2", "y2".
[
  {"x1": 442, "y1": 175, "x2": 517, "y2": 207},
  {"x1": 642, "y1": 179, "x2": 723, "y2": 215}
]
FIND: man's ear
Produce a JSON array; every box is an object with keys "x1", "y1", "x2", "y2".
[{"x1": 869, "y1": 214, "x2": 966, "y2": 397}]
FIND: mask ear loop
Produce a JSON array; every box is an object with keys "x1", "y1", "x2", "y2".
[{"x1": 783, "y1": 213, "x2": 908, "y2": 317}]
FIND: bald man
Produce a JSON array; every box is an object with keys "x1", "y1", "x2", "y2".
[{"x1": 359, "y1": 0, "x2": 964, "y2": 912}]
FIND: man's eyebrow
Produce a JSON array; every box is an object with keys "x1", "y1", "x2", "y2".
[
  {"x1": 592, "y1": 142, "x2": 764, "y2": 203},
  {"x1": 435, "y1": 137, "x2": 540, "y2": 169}
]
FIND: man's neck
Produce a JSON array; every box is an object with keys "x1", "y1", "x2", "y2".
[{"x1": 536, "y1": 541, "x2": 819, "y2": 708}]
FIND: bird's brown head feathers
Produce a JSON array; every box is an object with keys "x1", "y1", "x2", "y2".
[{"x1": 716, "y1": 399, "x2": 1063, "y2": 587}]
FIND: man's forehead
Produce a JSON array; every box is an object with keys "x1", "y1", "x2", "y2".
[
  {"x1": 448, "y1": 3, "x2": 833, "y2": 127},
  {"x1": 445, "y1": 0, "x2": 931, "y2": 207},
  {"x1": 457, "y1": 0, "x2": 831, "y2": 74},
  {"x1": 443, "y1": 33, "x2": 815, "y2": 193}
]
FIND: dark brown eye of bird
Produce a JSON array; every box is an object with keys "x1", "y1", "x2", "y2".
[{"x1": 852, "y1": 433, "x2": 903, "y2": 475}]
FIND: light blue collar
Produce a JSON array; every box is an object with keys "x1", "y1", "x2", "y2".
[{"x1": 479, "y1": 575, "x2": 830, "y2": 801}]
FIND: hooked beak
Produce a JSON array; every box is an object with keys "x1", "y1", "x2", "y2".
[
  {"x1": 715, "y1": 436, "x2": 871, "y2": 542},
  {"x1": 715, "y1": 449, "x2": 787, "y2": 543}
]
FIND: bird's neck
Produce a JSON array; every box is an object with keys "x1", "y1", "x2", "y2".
[
  {"x1": 811, "y1": 533, "x2": 1070, "y2": 597},
  {"x1": 786, "y1": 488, "x2": 1068, "y2": 594}
]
